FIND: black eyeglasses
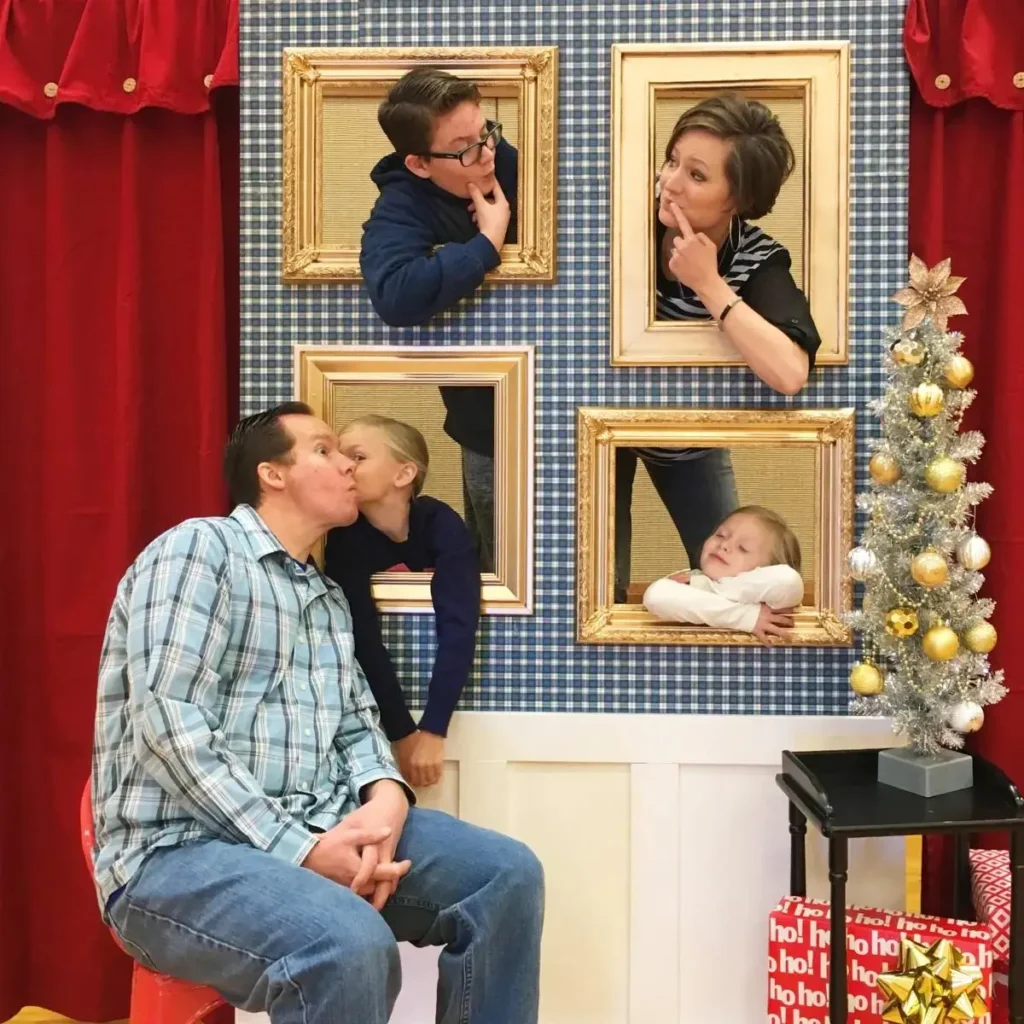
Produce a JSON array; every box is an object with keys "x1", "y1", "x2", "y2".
[{"x1": 422, "y1": 122, "x2": 502, "y2": 167}]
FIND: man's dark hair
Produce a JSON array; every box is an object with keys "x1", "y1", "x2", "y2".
[
  {"x1": 664, "y1": 94, "x2": 795, "y2": 220},
  {"x1": 223, "y1": 402, "x2": 314, "y2": 509},
  {"x1": 378, "y1": 67, "x2": 481, "y2": 156}
]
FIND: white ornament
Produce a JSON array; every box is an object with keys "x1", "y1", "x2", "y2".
[
  {"x1": 847, "y1": 546, "x2": 879, "y2": 581},
  {"x1": 957, "y1": 534, "x2": 992, "y2": 571},
  {"x1": 947, "y1": 700, "x2": 985, "y2": 735}
]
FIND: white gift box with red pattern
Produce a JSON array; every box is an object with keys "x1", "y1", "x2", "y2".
[
  {"x1": 970, "y1": 848, "x2": 1012, "y2": 1022},
  {"x1": 768, "y1": 896, "x2": 994, "y2": 1024}
]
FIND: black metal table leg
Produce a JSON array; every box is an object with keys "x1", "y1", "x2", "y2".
[
  {"x1": 952, "y1": 833, "x2": 972, "y2": 920},
  {"x1": 829, "y1": 837, "x2": 849, "y2": 1024},
  {"x1": 789, "y1": 801, "x2": 807, "y2": 897},
  {"x1": 1010, "y1": 829, "x2": 1024, "y2": 1024}
]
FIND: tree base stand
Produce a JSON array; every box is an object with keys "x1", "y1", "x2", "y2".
[{"x1": 878, "y1": 746, "x2": 974, "y2": 797}]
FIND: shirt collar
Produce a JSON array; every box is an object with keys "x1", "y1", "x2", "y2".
[{"x1": 230, "y1": 504, "x2": 291, "y2": 562}]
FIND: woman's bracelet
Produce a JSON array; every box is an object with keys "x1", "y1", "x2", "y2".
[{"x1": 717, "y1": 296, "x2": 743, "y2": 329}]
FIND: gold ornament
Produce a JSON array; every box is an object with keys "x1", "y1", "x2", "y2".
[
  {"x1": 910, "y1": 550, "x2": 949, "y2": 588},
  {"x1": 924, "y1": 456, "x2": 965, "y2": 493},
  {"x1": 944, "y1": 354, "x2": 975, "y2": 388},
  {"x1": 923, "y1": 624, "x2": 960, "y2": 661},
  {"x1": 870, "y1": 451, "x2": 902, "y2": 485},
  {"x1": 891, "y1": 254, "x2": 969, "y2": 333},
  {"x1": 909, "y1": 382, "x2": 945, "y2": 417},
  {"x1": 885, "y1": 608, "x2": 920, "y2": 637},
  {"x1": 850, "y1": 661, "x2": 884, "y2": 696},
  {"x1": 877, "y1": 935, "x2": 988, "y2": 1023},
  {"x1": 963, "y1": 621, "x2": 997, "y2": 654},
  {"x1": 892, "y1": 337, "x2": 927, "y2": 366},
  {"x1": 957, "y1": 533, "x2": 991, "y2": 571}
]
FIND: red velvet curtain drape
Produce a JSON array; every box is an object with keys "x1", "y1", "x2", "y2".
[
  {"x1": 905, "y1": 0, "x2": 1024, "y2": 914},
  {"x1": 0, "y1": 1, "x2": 238, "y2": 1018}
]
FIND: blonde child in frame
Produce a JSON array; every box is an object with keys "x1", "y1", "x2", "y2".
[{"x1": 642, "y1": 505, "x2": 804, "y2": 644}]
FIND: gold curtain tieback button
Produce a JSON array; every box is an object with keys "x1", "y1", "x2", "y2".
[
  {"x1": 123, "y1": 77, "x2": 137, "y2": 93},
  {"x1": 43, "y1": 82, "x2": 58, "y2": 98},
  {"x1": 1013, "y1": 72, "x2": 1024, "y2": 89},
  {"x1": 204, "y1": 74, "x2": 214, "y2": 89},
  {"x1": 934, "y1": 74, "x2": 951, "y2": 90}
]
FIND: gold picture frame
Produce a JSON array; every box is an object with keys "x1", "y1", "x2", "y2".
[
  {"x1": 296, "y1": 345, "x2": 534, "y2": 614},
  {"x1": 576, "y1": 407, "x2": 855, "y2": 645},
  {"x1": 610, "y1": 42, "x2": 850, "y2": 366},
  {"x1": 282, "y1": 46, "x2": 558, "y2": 283}
]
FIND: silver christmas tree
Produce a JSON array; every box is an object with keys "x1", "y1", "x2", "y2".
[{"x1": 845, "y1": 256, "x2": 1005, "y2": 755}]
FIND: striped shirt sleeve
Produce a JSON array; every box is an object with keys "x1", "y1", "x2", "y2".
[{"x1": 128, "y1": 524, "x2": 318, "y2": 866}]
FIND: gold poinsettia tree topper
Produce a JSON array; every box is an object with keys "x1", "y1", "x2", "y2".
[{"x1": 891, "y1": 255, "x2": 968, "y2": 333}]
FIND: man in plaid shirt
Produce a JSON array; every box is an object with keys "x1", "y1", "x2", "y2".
[{"x1": 90, "y1": 402, "x2": 544, "y2": 1023}]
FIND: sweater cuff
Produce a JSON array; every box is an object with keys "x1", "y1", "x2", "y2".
[
  {"x1": 380, "y1": 703, "x2": 418, "y2": 742},
  {"x1": 416, "y1": 704, "x2": 452, "y2": 738},
  {"x1": 467, "y1": 231, "x2": 502, "y2": 273}
]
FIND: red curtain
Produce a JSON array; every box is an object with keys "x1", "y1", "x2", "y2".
[
  {"x1": 905, "y1": 0, "x2": 1024, "y2": 914},
  {"x1": 0, "y1": 1, "x2": 238, "y2": 1018}
]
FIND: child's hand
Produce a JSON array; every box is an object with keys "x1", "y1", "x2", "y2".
[
  {"x1": 668, "y1": 571, "x2": 691, "y2": 583},
  {"x1": 751, "y1": 603, "x2": 795, "y2": 645},
  {"x1": 469, "y1": 179, "x2": 511, "y2": 255}
]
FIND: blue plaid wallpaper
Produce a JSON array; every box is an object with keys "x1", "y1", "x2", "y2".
[{"x1": 239, "y1": 0, "x2": 907, "y2": 716}]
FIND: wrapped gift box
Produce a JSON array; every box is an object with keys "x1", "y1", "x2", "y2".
[
  {"x1": 970, "y1": 848, "x2": 1012, "y2": 1023},
  {"x1": 768, "y1": 896, "x2": 994, "y2": 1024}
]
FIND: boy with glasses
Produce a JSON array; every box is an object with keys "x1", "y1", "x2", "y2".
[
  {"x1": 361, "y1": 67, "x2": 517, "y2": 572},
  {"x1": 361, "y1": 66, "x2": 517, "y2": 327}
]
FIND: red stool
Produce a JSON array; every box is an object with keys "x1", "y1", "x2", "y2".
[{"x1": 80, "y1": 782, "x2": 233, "y2": 1024}]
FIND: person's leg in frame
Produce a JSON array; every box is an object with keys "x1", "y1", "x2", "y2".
[
  {"x1": 383, "y1": 806, "x2": 545, "y2": 1024},
  {"x1": 644, "y1": 448, "x2": 739, "y2": 567},
  {"x1": 106, "y1": 839, "x2": 402, "y2": 1023},
  {"x1": 461, "y1": 447, "x2": 495, "y2": 574},
  {"x1": 613, "y1": 447, "x2": 639, "y2": 603}
]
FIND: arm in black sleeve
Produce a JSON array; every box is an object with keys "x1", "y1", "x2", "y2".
[
  {"x1": 417, "y1": 506, "x2": 482, "y2": 737},
  {"x1": 323, "y1": 530, "x2": 417, "y2": 742},
  {"x1": 739, "y1": 257, "x2": 822, "y2": 371}
]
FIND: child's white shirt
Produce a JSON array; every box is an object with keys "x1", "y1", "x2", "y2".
[{"x1": 642, "y1": 564, "x2": 804, "y2": 633}]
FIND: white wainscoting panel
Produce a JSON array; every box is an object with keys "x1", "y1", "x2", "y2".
[{"x1": 237, "y1": 712, "x2": 905, "y2": 1024}]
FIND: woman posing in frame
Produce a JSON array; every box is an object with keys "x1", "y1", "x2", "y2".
[{"x1": 615, "y1": 94, "x2": 821, "y2": 604}]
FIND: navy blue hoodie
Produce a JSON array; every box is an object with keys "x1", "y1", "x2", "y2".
[{"x1": 359, "y1": 138, "x2": 518, "y2": 328}]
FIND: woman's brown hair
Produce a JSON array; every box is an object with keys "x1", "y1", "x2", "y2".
[{"x1": 664, "y1": 94, "x2": 795, "y2": 220}]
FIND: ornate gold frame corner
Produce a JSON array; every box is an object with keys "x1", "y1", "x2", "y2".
[
  {"x1": 576, "y1": 406, "x2": 855, "y2": 645},
  {"x1": 282, "y1": 47, "x2": 558, "y2": 283},
  {"x1": 297, "y1": 345, "x2": 534, "y2": 614},
  {"x1": 610, "y1": 42, "x2": 850, "y2": 367}
]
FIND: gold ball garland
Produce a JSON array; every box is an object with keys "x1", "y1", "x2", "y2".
[
  {"x1": 910, "y1": 549, "x2": 948, "y2": 588},
  {"x1": 909, "y1": 382, "x2": 945, "y2": 417},
  {"x1": 924, "y1": 456, "x2": 965, "y2": 493},
  {"x1": 849, "y1": 661, "x2": 884, "y2": 696},
  {"x1": 869, "y1": 451, "x2": 901, "y2": 486},
  {"x1": 963, "y1": 621, "x2": 997, "y2": 654},
  {"x1": 923, "y1": 624, "x2": 959, "y2": 661}
]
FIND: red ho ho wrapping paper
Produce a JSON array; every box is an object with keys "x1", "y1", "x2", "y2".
[{"x1": 767, "y1": 896, "x2": 995, "y2": 1024}]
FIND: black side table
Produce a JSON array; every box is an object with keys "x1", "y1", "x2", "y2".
[{"x1": 776, "y1": 748, "x2": 1024, "y2": 1024}]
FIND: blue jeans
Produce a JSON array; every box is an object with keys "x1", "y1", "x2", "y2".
[
  {"x1": 107, "y1": 807, "x2": 544, "y2": 1023},
  {"x1": 614, "y1": 446, "x2": 739, "y2": 601}
]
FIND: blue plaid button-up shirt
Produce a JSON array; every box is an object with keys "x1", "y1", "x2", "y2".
[{"x1": 91, "y1": 504, "x2": 408, "y2": 914}]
